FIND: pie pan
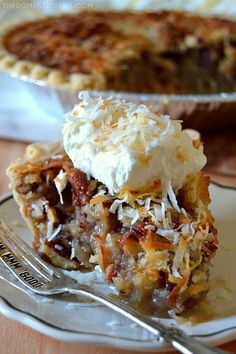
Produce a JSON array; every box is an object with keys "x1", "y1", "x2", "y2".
[
  {"x1": 3, "y1": 70, "x2": 236, "y2": 132},
  {"x1": 1, "y1": 9, "x2": 236, "y2": 132}
]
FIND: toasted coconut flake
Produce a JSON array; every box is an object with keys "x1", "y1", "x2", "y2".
[
  {"x1": 54, "y1": 244, "x2": 63, "y2": 250},
  {"x1": 118, "y1": 206, "x2": 140, "y2": 226},
  {"x1": 31, "y1": 200, "x2": 48, "y2": 218},
  {"x1": 190, "y1": 221, "x2": 198, "y2": 235},
  {"x1": 173, "y1": 232, "x2": 180, "y2": 245},
  {"x1": 147, "y1": 210, "x2": 159, "y2": 225},
  {"x1": 47, "y1": 224, "x2": 62, "y2": 242},
  {"x1": 153, "y1": 203, "x2": 164, "y2": 221},
  {"x1": 144, "y1": 224, "x2": 155, "y2": 231},
  {"x1": 157, "y1": 228, "x2": 180, "y2": 244},
  {"x1": 136, "y1": 199, "x2": 144, "y2": 206},
  {"x1": 167, "y1": 182, "x2": 181, "y2": 213},
  {"x1": 144, "y1": 197, "x2": 151, "y2": 211},
  {"x1": 172, "y1": 266, "x2": 182, "y2": 279},
  {"x1": 109, "y1": 195, "x2": 128, "y2": 214},
  {"x1": 70, "y1": 238, "x2": 77, "y2": 260},
  {"x1": 181, "y1": 208, "x2": 188, "y2": 216},
  {"x1": 46, "y1": 221, "x2": 53, "y2": 240},
  {"x1": 51, "y1": 154, "x2": 65, "y2": 159},
  {"x1": 181, "y1": 224, "x2": 190, "y2": 235},
  {"x1": 172, "y1": 238, "x2": 187, "y2": 277}
]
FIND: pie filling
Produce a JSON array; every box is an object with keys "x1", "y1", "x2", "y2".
[
  {"x1": 3, "y1": 11, "x2": 236, "y2": 94},
  {"x1": 7, "y1": 94, "x2": 218, "y2": 315},
  {"x1": 8, "y1": 152, "x2": 217, "y2": 314}
]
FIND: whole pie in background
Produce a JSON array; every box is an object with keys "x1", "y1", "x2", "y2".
[{"x1": 1, "y1": 10, "x2": 236, "y2": 94}]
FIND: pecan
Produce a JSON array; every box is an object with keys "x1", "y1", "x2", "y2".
[{"x1": 68, "y1": 168, "x2": 92, "y2": 207}]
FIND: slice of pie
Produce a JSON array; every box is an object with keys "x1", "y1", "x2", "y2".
[
  {"x1": 1, "y1": 10, "x2": 236, "y2": 94},
  {"x1": 7, "y1": 94, "x2": 218, "y2": 313}
]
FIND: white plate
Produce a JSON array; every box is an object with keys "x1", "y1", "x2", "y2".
[{"x1": 0, "y1": 183, "x2": 236, "y2": 351}]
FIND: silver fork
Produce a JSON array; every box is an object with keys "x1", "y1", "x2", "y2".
[{"x1": 0, "y1": 220, "x2": 227, "y2": 354}]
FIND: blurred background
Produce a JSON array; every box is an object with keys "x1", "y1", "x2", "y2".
[{"x1": 1, "y1": 0, "x2": 236, "y2": 141}]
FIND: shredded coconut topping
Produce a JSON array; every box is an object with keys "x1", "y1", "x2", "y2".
[
  {"x1": 63, "y1": 92, "x2": 206, "y2": 195},
  {"x1": 117, "y1": 206, "x2": 140, "y2": 227},
  {"x1": 144, "y1": 224, "x2": 156, "y2": 231},
  {"x1": 145, "y1": 197, "x2": 152, "y2": 211},
  {"x1": 31, "y1": 200, "x2": 48, "y2": 218},
  {"x1": 54, "y1": 244, "x2": 63, "y2": 251},
  {"x1": 70, "y1": 238, "x2": 77, "y2": 260},
  {"x1": 167, "y1": 182, "x2": 181, "y2": 213},
  {"x1": 47, "y1": 224, "x2": 62, "y2": 242},
  {"x1": 109, "y1": 195, "x2": 128, "y2": 214}
]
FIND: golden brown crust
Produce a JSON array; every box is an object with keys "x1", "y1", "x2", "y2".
[
  {"x1": 6, "y1": 142, "x2": 71, "y2": 245},
  {"x1": 1, "y1": 11, "x2": 236, "y2": 93},
  {"x1": 7, "y1": 139, "x2": 218, "y2": 313},
  {"x1": 0, "y1": 16, "x2": 106, "y2": 91}
]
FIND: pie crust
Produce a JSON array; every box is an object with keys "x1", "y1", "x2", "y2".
[
  {"x1": 7, "y1": 140, "x2": 218, "y2": 313},
  {"x1": 1, "y1": 11, "x2": 236, "y2": 94},
  {"x1": 0, "y1": 16, "x2": 106, "y2": 92}
]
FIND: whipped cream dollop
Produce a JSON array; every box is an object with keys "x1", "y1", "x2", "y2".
[{"x1": 63, "y1": 93, "x2": 206, "y2": 195}]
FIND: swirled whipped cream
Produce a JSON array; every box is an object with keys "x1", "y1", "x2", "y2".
[{"x1": 63, "y1": 93, "x2": 206, "y2": 195}]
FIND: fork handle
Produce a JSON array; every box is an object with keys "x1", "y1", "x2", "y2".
[{"x1": 69, "y1": 286, "x2": 227, "y2": 354}]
